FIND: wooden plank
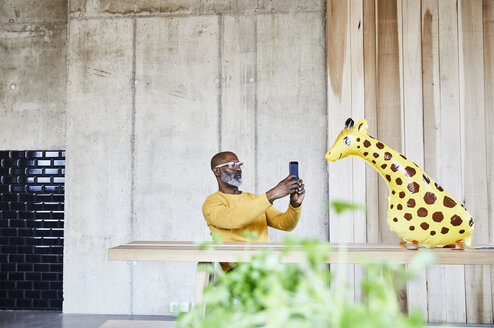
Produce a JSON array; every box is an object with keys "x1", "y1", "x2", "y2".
[
  {"x1": 108, "y1": 241, "x2": 494, "y2": 265},
  {"x1": 376, "y1": 0, "x2": 402, "y2": 245},
  {"x1": 256, "y1": 12, "x2": 327, "y2": 241},
  {"x1": 351, "y1": 0, "x2": 366, "y2": 301},
  {"x1": 363, "y1": 0, "x2": 380, "y2": 243},
  {"x1": 401, "y1": 0, "x2": 427, "y2": 317},
  {"x1": 459, "y1": 0, "x2": 493, "y2": 323},
  {"x1": 221, "y1": 15, "x2": 257, "y2": 193},
  {"x1": 326, "y1": 0, "x2": 356, "y2": 301},
  {"x1": 427, "y1": 0, "x2": 466, "y2": 323},
  {"x1": 484, "y1": 1, "x2": 494, "y2": 319}
]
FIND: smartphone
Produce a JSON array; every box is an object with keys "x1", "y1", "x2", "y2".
[{"x1": 289, "y1": 161, "x2": 299, "y2": 181}]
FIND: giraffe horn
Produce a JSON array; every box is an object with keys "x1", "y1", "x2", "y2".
[{"x1": 345, "y1": 118, "x2": 354, "y2": 129}]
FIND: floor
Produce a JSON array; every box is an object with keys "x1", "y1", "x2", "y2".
[
  {"x1": 0, "y1": 311, "x2": 175, "y2": 328},
  {"x1": 1, "y1": 310, "x2": 494, "y2": 328}
]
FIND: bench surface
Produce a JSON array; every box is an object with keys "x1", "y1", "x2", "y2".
[{"x1": 108, "y1": 241, "x2": 494, "y2": 265}]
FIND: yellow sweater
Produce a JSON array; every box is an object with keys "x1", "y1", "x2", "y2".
[{"x1": 202, "y1": 191, "x2": 302, "y2": 271}]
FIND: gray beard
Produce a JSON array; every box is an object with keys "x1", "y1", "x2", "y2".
[{"x1": 219, "y1": 169, "x2": 242, "y2": 187}]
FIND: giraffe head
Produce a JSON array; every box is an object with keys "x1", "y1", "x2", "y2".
[{"x1": 325, "y1": 118, "x2": 369, "y2": 162}]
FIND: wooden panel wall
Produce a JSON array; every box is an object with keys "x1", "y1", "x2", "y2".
[{"x1": 327, "y1": 0, "x2": 494, "y2": 323}]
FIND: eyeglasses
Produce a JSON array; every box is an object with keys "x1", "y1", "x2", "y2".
[{"x1": 215, "y1": 161, "x2": 244, "y2": 169}]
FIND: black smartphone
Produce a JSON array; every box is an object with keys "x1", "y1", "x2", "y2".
[{"x1": 289, "y1": 161, "x2": 299, "y2": 180}]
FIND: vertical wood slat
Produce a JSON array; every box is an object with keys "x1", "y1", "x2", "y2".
[
  {"x1": 401, "y1": 0, "x2": 428, "y2": 318},
  {"x1": 350, "y1": 0, "x2": 366, "y2": 301},
  {"x1": 483, "y1": 1, "x2": 494, "y2": 318},
  {"x1": 459, "y1": 0, "x2": 493, "y2": 323},
  {"x1": 376, "y1": 0, "x2": 402, "y2": 244},
  {"x1": 221, "y1": 15, "x2": 257, "y2": 194},
  {"x1": 363, "y1": 0, "x2": 380, "y2": 243},
  {"x1": 427, "y1": 0, "x2": 466, "y2": 323},
  {"x1": 327, "y1": 0, "x2": 357, "y2": 300}
]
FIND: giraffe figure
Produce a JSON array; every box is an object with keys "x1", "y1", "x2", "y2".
[{"x1": 325, "y1": 118, "x2": 474, "y2": 249}]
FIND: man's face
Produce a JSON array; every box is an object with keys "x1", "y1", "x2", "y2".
[{"x1": 217, "y1": 154, "x2": 242, "y2": 187}]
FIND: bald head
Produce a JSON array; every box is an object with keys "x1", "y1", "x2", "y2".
[{"x1": 210, "y1": 151, "x2": 238, "y2": 170}]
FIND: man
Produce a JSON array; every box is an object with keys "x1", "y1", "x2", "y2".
[{"x1": 202, "y1": 151, "x2": 305, "y2": 271}]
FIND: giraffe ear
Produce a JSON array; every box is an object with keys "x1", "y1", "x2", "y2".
[{"x1": 355, "y1": 118, "x2": 368, "y2": 134}]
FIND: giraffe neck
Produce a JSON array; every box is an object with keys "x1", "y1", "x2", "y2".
[{"x1": 353, "y1": 136, "x2": 425, "y2": 194}]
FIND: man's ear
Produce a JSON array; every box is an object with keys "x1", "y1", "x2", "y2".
[{"x1": 213, "y1": 167, "x2": 221, "y2": 177}]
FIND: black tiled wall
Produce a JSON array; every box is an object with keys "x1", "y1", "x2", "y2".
[{"x1": 0, "y1": 150, "x2": 65, "y2": 310}]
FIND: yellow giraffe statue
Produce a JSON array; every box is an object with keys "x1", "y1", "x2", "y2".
[{"x1": 326, "y1": 118, "x2": 474, "y2": 249}]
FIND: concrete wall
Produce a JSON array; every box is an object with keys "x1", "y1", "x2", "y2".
[
  {"x1": 0, "y1": 0, "x2": 66, "y2": 149},
  {"x1": 64, "y1": 0, "x2": 327, "y2": 315}
]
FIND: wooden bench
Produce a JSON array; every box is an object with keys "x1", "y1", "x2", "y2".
[{"x1": 108, "y1": 241, "x2": 494, "y2": 304}]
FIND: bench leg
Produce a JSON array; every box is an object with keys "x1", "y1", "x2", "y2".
[{"x1": 195, "y1": 262, "x2": 213, "y2": 305}]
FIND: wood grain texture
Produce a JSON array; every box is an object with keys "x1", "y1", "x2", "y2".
[
  {"x1": 363, "y1": 0, "x2": 380, "y2": 243},
  {"x1": 376, "y1": 0, "x2": 402, "y2": 244},
  {"x1": 401, "y1": 0, "x2": 427, "y2": 317},
  {"x1": 483, "y1": 1, "x2": 494, "y2": 319},
  {"x1": 459, "y1": 0, "x2": 493, "y2": 323},
  {"x1": 427, "y1": 0, "x2": 466, "y2": 322},
  {"x1": 109, "y1": 241, "x2": 494, "y2": 265}
]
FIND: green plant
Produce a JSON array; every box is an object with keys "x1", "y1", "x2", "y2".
[{"x1": 177, "y1": 201, "x2": 434, "y2": 328}]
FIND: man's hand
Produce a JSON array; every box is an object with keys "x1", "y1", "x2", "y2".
[
  {"x1": 290, "y1": 179, "x2": 305, "y2": 208},
  {"x1": 266, "y1": 175, "x2": 305, "y2": 206}
]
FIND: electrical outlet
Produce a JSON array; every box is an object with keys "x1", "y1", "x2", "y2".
[
  {"x1": 169, "y1": 301, "x2": 180, "y2": 314},
  {"x1": 170, "y1": 301, "x2": 192, "y2": 313}
]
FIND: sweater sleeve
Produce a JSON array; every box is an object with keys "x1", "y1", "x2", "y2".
[
  {"x1": 265, "y1": 204, "x2": 302, "y2": 231},
  {"x1": 202, "y1": 193, "x2": 272, "y2": 230}
]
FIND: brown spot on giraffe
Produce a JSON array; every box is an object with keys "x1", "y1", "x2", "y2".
[
  {"x1": 404, "y1": 213, "x2": 413, "y2": 221},
  {"x1": 397, "y1": 204, "x2": 403, "y2": 210},
  {"x1": 420, "y1": 222, "x2": 429, "y2": 230},
  {"x1": 450, "y1": 215, "x2": 462, "y2": 226},
  {"x1": 430, "y1": 230, "x2": 436, "y2": 236},
  {"x1": 390, "y1": 204, "x2": 394, "y2": 209},
  {"x1": 396, "y1": 178, "x2": 403, "y2": 185},
  {"x1": 393, "y1": 217, "x2": 398, "y2": 222},
  {"x1": 441, "y1": 227, "x2": 449, "y2": 234},
  {"x1": 469, "y1": 218, "x2": 474, "y2": 226},
  {"x1": 381, "y1": 164, "x2": 387, "y2": 169},
  {"x1": 423, "y1": 174, "x2": 430, "y2": 184},
  {"x1": 407, "y1": 182, "x2": 420, "y2": 194},
  {"x1": 432, "y1": 212, "x2": 444, "y2": 222},
  {"x1": 386, "y1": 175, "x2": 391, "y2": 182},
  {"x1": 409, "y1": 226, "x2": 415, "y2": 231},
  {"x1": 407, "y1": 199, "x2": 416, "y2": 208},
  {"x1": 392, "y1": 190, "x2": 396, "y2": 195},
  {"x1": 384, "y1": 152, "x2": 392, "y2": 160},
  {"x1": 357, "y1": 138, "x2": 360, "y2": 142},
  {"x1": 363, "y1": 152, "x2": 369, "y2": 156},
  {"x1": 364, "y1": 140, "x2": 371, "y2": 147},
  {"x1": 443, "y1": 196, "x2": 456, "y2": 208},
  {"x1": 390, "y1": 163, "x2": 400, "y2": 172},
  {"x1": 373, "y1": 153, "x2": 379, "y2": 158},
  {"x1": 417, "y1": 208, "x2": 428, "y2": 217},
  {"x1": 376, "y1": 142, "x2": 384, "y2": 149},
  {"x1": 401, "y1": 155, "x2": 407, "y2": 160},
  {"x1": 459, "y1": 229, "x2": 465, "y2": 234},
  {"x1": 424, "y1": 192, "x2": 437, "y2": 205},
  {"x1": 372, "y1": 160, "x2": 376, "y2": 164},
  {"x1": 435, "y1": 182, "x2": 444, "y2": 191},
  {"x1": 399, "y1": 191, "x2": 405, "y2": 199},
  {"x1": 404, "y1": 166, "x2": 416, "y2": 177}
]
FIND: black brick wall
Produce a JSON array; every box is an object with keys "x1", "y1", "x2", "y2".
[{"x1": 0, "y1": 150, "x2": 65, "y2": 310}]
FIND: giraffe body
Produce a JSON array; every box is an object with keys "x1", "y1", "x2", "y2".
[{"x1": 326, "y1": 118, "x2": 474, "y2": 248}]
